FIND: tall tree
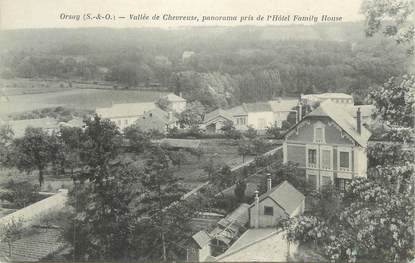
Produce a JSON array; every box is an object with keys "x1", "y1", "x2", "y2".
[
  {"x1": 79, "y1": 115, "x2": 122, "y2": 183},
  {"x1": 59, "y1": 126, "x2": 83, "y2": 177},
  {"x1": 135, "y1": 146, "x2": 189, "y2": 260},
  {"x1": 64, "y1": 162, "x2": 141, "y2": 260}
]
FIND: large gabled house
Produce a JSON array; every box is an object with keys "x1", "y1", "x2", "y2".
[
  {"x1": 96, "y1": 102, "x2": 157, "y2": 131},
  {"x1": 283, "y1": 100, "x2": 372, "y2": 191}
]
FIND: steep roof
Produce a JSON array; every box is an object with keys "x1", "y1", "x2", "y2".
[
  {"x1": 242, "y1": 102, "x2": 272, "y2": 112},
  {"x1": 5, "y1": 117, "x2": 59, "y2": 138},
  {"x1": 268, "y1": 99, "x2": 298, "y2": 112},
  {"x1": 96, "y1": 102, "x2": 156, "y2": 118},
  {"x1": 250, "y1": 181, "x2": 305, "y2": 216},
  {"x1": 204, "y1": 108, "x2": 233, "y2": 124},
  {"x1": 164, "y1": 93, "x2": 186, "y2": 102},
  {"x1": 192, "y1": 231, "x2": 211, "y2": 249},
  {"x1": 306, "y1": 100, "x2": 372, "y2": 147}
]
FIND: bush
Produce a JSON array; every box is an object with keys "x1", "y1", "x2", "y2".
[{"x1": 0, "y1": 180, "x2": 41, "y2": 208}]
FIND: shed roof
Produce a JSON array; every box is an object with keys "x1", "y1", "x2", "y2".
[
  {"x1": 192, "y1": 231, "x2": 211, "y2": 248},
  {"x1": 217, "y1": 203, "x2": 250, "y2": 228}
]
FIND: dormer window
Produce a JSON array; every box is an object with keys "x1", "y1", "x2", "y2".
[{"x1": 314, "y1": 123, "x2": 325, "y2": 143}]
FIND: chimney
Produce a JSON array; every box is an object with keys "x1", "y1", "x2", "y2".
[
  {"x1": 356, "y1": 107, "x2": 361, "y2": 134},
  {"x1": 297, "y1": 102, "x2": 302, "y2": 123},
  {"x1": 179, "y1": 92, "x2": 183, "y2": 98},
  {"x1": 254, "y1": 190, "x2": 260, "y2": 228},
  {"x1": 267, "y1": 175, "x2": 272, "y2": 191},
  {"x1": 168, "y1": 111, "x2": 173, "y2": 121}
]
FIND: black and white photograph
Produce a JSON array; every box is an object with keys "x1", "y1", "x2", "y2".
[{"x1": 0, "y1": 0, "x2": 413, "y2": 261}]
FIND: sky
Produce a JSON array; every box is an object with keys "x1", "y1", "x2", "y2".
[{"x1": 0, "y1": 0, "x2": 365, "y2": 29}]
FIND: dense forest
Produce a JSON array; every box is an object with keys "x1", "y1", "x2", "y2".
[{"x1": 0, "y1": 23, "x2": 411, "y2": 109}]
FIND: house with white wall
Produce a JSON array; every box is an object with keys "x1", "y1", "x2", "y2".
[
  {"x1": 212, "y1": 180, "x2": 304, "y2": 262},
  {"x1": 96, "y1": 102, "x2": 156, "y2": 131},
  {"x1": 268, "y1": 98, "x2": 298, "y2": 128},
  {"x1": 248, "y1": 180, "x2": 305, "y2": 228},
  {"x1": 301, "y1": 93, "x2": 354, "y2": 108},
  {"x1": 162, "y1": 93, "x2": 187, "y2": 113}
]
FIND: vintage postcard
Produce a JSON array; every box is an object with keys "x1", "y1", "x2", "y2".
[{"x1": 0, "y1": 0, "x2": 413, "y2": 262}]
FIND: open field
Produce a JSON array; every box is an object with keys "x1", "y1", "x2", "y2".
[{"x1": 0, "y1": 78, "x2": 168, "y2": 118}]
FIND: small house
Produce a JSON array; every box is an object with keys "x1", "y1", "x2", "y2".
[
  {"x1": 249, "y1": 180, "x2": 305, "y2": 228},
  {"x1": 202, "y1": 109, "x2": 234, "y2": 134}
]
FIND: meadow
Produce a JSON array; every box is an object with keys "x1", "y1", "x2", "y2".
[{"x1": 0, "y1": 78, "x2": 168, "y2": 118}]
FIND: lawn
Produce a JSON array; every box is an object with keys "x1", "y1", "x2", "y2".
[{"x1": 173, "y1": 139, "x2": 256, "y2": 190}]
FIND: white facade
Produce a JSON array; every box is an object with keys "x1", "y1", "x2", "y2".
[
  {"x1": 302, "y1": 93, "x2": 354, "y2": 107},
  {"x1": 170, "y1": 100, "x2": 186, "y2": 113},
  {"x1": 246, "y1": 111, "x2": 274, "y2": 130},
  {"x1": 163, "y1": 93, "x2": 187, "y2": 113},
  {"x1": 96, "y1": 102, "x2": 156, "y2": 131}
]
